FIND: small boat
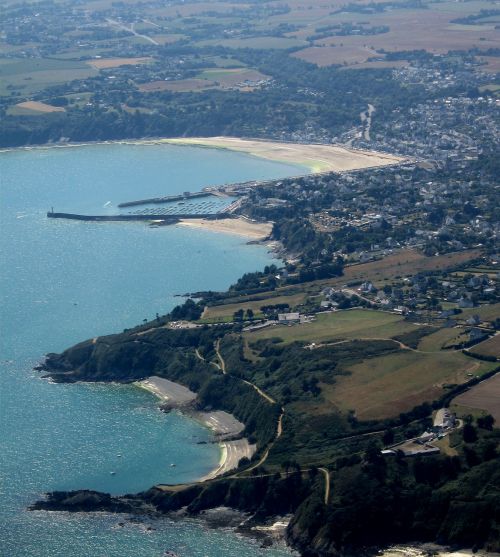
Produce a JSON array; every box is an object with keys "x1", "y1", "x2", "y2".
[
  {"x1": 117, "y1": 454, "x2": 122, "y2": 457},
  {"x1": 110, "y1": 471, "x2": 116, "y2": 475},
  {"x1": 170, "y1": 463, "x2": 176, "y2": 467}
]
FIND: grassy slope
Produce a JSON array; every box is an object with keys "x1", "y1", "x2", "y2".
[
  {"x1": 245, "y1": 309, "x2": 417, "y2": 344},
  {"x1": 325, "y1": 350, "x2": 497, "y2": 420}
]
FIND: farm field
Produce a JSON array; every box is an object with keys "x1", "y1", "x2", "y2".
[
  {"x1": 344, "y1": 249, "x2": 483, "y2": 285},
  {"x1": 452, "y1": 373, "x2": 500, "y2": 422},
  {"x1": 471, "y1": 335, "x2": 500, "y2": 359},
  {"x1": 196, "y1": 68, "x2": 270, "y2": 87},
  {"x1": 201, "y1": 292, "x2": 307, "y2": 322},
  {"x1": 460, "y1": 302, "x2": 500, "y2": 322},
  {"x1": 292, "y1": 248, "x2": 483, "y2": 292},
  {"x1": 86, "y1": 57, "x2": 152, "y2": 69},
  {"x1": 138, "y1": 79, "x2": 214, "y2": 93},
  {"x1": 8, "y1": 101, "x2": 65, "y2": 115},
  {"x1": 245, "y1": 309, "x2": 418, "y2": 344},
  {"x1": 197, "y1": 37, "x2": 307, "y2": 50},
  {"x1": 139, "y1": 68, "x2": 270, "y2": 93},
  {"x1": 290, "y1": 1, "x2": 500, "y2": 67},
  {"x1": 0, "y1": 57, "x2": 98, "y2": 97},
  {"x1": 322, "y1": 350, "x2": 497, "y2": 420},
  {"x1": 418, "y1": 328, "x2": 468, "y2": 352},
  {"x1": 478, "y1": 56, "x2": 500, "y2": 72},
  {"x1": 293, "y1": 45, "x2": 379, "y2": 67}
]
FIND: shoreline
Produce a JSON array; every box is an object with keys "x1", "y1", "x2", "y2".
[
  {"x1": 163, "y1": 136, "x2": 403, "y2": 173},
  {"x1": 0, "y1": 135, "x2": 404, "y2": 175},
  {"x1": 135, "y1": 376, "x2": 256, "y2": 482},
  {"x1": 176, "y1": 217, "x2": 273, "y2": 241}
]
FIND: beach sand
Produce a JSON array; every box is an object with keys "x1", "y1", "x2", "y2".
[
  {"x1": 136, "y1": 376, "x2": 256, "y2": 480},
  {"x1": 164, "y1": 136, "x2": 403, "y2": 173},
  {"x1": 177, "y1": 217, "x2": 273, "y2": 240},
  {"x1": 135, "y1": 376, "x2": 196, "y2": 405},
  {"x1": 382, "y1": 547, "x2": 500, "y2": 557},
  {"x1": 198, "y1": 438, "x2": 256, "y2": 481}
]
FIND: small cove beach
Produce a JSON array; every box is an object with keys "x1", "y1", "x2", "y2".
[
  {"x1": 0, "y1": 141, "x2": 295, "y2": 557},
  {"x1": 136, "y1": 376, "x2": 256, "y2": 482}
]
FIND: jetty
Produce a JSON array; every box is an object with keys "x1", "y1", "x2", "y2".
[
  {"x1": 118, "y1": 191, "x2": 215, "y2": 208},
  {"x1": 46, "y1": 211, "x2": 230, "y2": 222}
]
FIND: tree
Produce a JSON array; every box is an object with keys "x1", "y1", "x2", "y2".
[
  {"x1": 382, "y1": 429, "x2": 394, "y2": 446},
  {"x1": 233, "y1": 309, "x2": 244, "y2": 321},
  {"x1": 477, "y1": 414, "x2": 495, "y2": 430},
  {"x1": 238, "y1": 456, "x2": 250, "y2": 467},
  {"x1": 246, "y1": 308, "x2": 254, "y2": 320},
  {"x1": 463, "y1": 423, "x2": 477, "y2": 443}
]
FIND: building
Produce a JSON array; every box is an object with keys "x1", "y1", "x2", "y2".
[{"x1": 278, "y1": 312, "x2": 300, "y2": 324}]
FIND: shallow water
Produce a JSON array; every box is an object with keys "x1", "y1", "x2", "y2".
[{"x1": 0, "y1": 143, "x2": 299, "y2": 556}]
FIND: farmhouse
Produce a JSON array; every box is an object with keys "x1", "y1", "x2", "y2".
[{"x1": 278, "y1": 312, "x2": 300, "y2": 324}]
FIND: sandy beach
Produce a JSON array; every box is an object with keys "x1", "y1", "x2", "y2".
[
  {"x1": 164, "y1": 136, "x2": 403, "y2": 173},
  {"x1": 2, "y1": 137, "x2": 402, "y2": 174},
  {"x1": 199, "y1": 438, "x2": 256, "y2": 481},
  {"x1": 381, "y1": 547, "x2": 500, "y2": 557},
  {"x1": 177, "y1": 217, "x2": 273, "y2": 240},
  {"x1": 135, "y1": 376, "x2": 196, "y2": 405},
  {"x1": 136, "y1": 376, "x2": 256, "y2": 480}
]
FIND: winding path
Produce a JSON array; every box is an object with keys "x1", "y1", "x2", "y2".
[
  {"x1": 214, "y1": 339, "x2": 284, "y2": 471},
  {"x1": 318, "y1": 467, "x2": 330, "y2": 504},
  {"x1": 215, "y1": 339, "x2": 226, "y2": 373}
]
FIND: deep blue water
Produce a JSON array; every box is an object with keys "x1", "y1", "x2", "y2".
[{"x1": 0, "y1": 143, "x2": 299, "y2": 557}]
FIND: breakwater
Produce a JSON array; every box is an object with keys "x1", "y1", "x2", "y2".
[
  {"x1": 118, "y1": 191, "x2": 214, "y2": 208},
  {"x1": 47, "y1": 212, "x2": 231, "y2": 222}
]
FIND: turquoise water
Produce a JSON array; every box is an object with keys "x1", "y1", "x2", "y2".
[{"x1": 0, "y1": 143, "x2": 299, "y2": 556}]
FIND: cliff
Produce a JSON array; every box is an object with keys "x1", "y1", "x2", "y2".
[{"x1": 34, "y1": 322, "x2": 500, "y2": 556}]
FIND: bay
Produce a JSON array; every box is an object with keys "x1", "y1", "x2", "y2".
[{"x1": 0, "y1": 142, "x2": 301, "y2": 556}]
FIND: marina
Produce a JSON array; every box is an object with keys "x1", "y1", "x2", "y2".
[{"x1": 48, "y1": 188, "x2": 238, "y2": 222}]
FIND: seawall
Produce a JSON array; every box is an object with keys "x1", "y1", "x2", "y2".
[{"x1": 46, "y1": 212, "x2": 231, "y2": 222}]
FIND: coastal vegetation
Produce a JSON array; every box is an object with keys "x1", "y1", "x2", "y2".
[
  {"x1": 37, "y1": 270, "x2": 500, "y2": 554},
  {"x1": 34, "y1": 157, "x2": 499, "y2": 552},
  {"x1": 5, "y1": 0, "x2": 499, "y2": 553}
]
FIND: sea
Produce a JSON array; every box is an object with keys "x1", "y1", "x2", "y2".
[{"x1": 0, "y1": 142, "x2": 301, "y2": 557}]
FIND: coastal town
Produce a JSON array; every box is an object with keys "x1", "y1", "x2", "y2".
[{"x1": 2, "y1": 0, "x2": 499, "y2": 555}]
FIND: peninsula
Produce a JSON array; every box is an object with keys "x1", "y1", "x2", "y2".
[
  {"x1": 34, "y1": 232, "x2": 500, "y2": 556},
  {"x1": 3, "y1": 0, "x2": 500, "y2": 553},
  {"x1": 32, "y1": 129, "x2": 499, "y2": 557}
]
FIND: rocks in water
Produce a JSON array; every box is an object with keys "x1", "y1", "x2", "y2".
[{"x1": 29, "y1": 490, "x2": 146, "y2": 514}]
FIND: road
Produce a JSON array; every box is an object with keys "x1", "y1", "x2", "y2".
[
  {"x1": 106, "y1": 18, "x2": 159, "y2": 45},
  {"x1": 318, "y1": 467, "x2": 330, "y2": 504},
  {"x1": 360, "y1": 104, "x2": 375, "y2": 141},
  {"x1": 214, "y1": 340, "x2": 285, "y2": 472},
  {"x1": 215, "y1": 339, "x2": 226, "y2": 373},
  {"x1": 242, "y1": 379, "x2": 276, "y2": 404}
]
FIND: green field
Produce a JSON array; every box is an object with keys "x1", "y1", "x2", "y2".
[
  {"x1": 245, "y1": 309, "x2": 419, "y2": 344},
  {"x1": 197, "y1": 36, "x2": 307, "y2": 49},
  {"x1": 418, "y1": 327, "x2": 469, "y2": 352},
  {"x1": 460, "y1": 302, "x2": 500, "y2": 321},
  {"x1": 322, "y1": 350, "x2": 497, "y2": 420},
  {"x1": 0, "y1": 57, "x2": 97, "y2": 97},
  {"x1": 201, "y1": 292, "x2": 307, "y2": 323},
  {"x1": 470, "y1": 334, "x2": 500, "y2": 359}
]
